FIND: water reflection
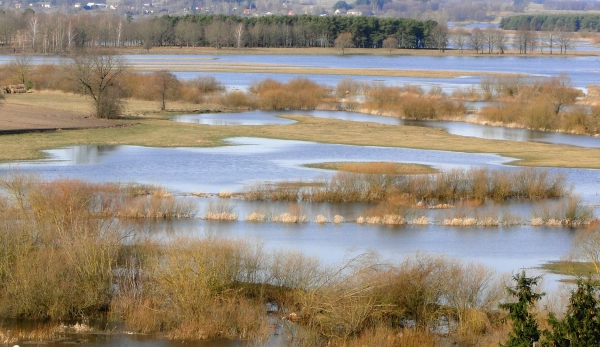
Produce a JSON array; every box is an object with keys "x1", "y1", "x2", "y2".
[
  {"x1": 2, "y1": 139, "x2": 512, "y2": 194},
  {"x1": 173, "y1": 110, "x2": 600, "y2": 149}
]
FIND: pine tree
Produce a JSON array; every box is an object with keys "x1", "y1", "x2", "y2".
[
  {"x1": 499, "y1": 270, "x2": 545, "y2": 347},
  {"x1": 544, "y1": 278, "x2": 600, "y2": 347}
]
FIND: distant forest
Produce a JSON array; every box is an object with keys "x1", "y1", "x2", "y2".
[
  {"x1": 500, "y1": 14, "x2": 600, "y2": 32},
  {"x1": 159, "y1": 14, "x2": 439, "y2": 49},
  {"x1": 0, "y1": 11, "x2": 442, "y2": 52}
]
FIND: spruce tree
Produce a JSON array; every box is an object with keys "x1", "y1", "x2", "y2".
[
  {"x1": 544, "y1": 278, "x2": 600, "y2": 347},
  {"x1": 499, "y1": 270, "x2": 545, "y2": 347}
]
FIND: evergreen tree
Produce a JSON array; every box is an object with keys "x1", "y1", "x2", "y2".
[
  {"x1": 544, "y1": 278, "x2": 600, "y2": 347},
  {"x1": 499, "y1": 271, "x2": 545, "y2": 347}
]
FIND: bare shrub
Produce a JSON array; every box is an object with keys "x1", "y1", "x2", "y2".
[
  {"x1": 248, "y1": 168, "x2": 567, "y2": 207},
  {"x1": 188, "y1": 75, "x2": 225, "y2": 94},
  {"x1": 203, "y1": 200, "x2": 238, "y2": 221},
  {"x1": 249, "y1": 77, "x2": 331, "y2": 110},
  {"x1": 117, "y1": 196, "x2": 197, "y2": 219},
  {"x1": 533, "y1": 196, "x2": 595, "y2": 227},
  {"x1": 220, "y1": 90, "x2": 253, "y2": 109},
  {"x1": 336, "y1": 78, "x2": 367, "y2": 98}
]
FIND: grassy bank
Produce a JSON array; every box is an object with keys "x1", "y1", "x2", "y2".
[
  {"x1": 117, "y1": 45, "x2": 600, "y2": 58},
  {"x1": 3, "y1": 94, "x2": 600, "y2": 168},
  {"x1": 303, "y1": 162, "x2": 436, "y2": 175}
]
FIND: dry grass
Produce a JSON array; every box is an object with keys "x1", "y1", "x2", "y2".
[
  {"x1": 202, "y1": 200, "x2": 238, "y2": 221},
  {"x1": 304, "y1": 161, "x2": 436, "y2": 175},
  {"x1": 245, "y1": 211, "x2": 266, "y2": 222},
  {"x1": 315, "y1": 214, "x2": 327, "y2": 223},
  {"x1": 271, "y1": 212, "x2": 307, "y2": 223}
]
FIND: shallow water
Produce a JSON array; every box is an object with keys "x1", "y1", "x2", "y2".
[
  {"x1": 2, "y1": 139, "x2": 599, "y2": 276},
  {"x1": 1, "y1": 54, "x2": 598, "y2": 89},
  {"x1": 173, "y1": 110, "x2": 600, "y2": 148}
]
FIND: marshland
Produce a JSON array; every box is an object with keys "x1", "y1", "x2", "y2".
[{"x1": 4, "y1": 47, "x2": 600, "y2": 347}]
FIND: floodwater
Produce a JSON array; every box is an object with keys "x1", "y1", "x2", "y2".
[
  {"x1": 2, "y1": 53, "x2": 600, "y2": 89},
  {"x1": 173, "y1": 110, "x2": 600, "y2": 148},
  {"x1": 2, "y1": 137, "x2": 599, "y2": 273},
  {"x1": 2, "y1": 52, "x2": 600, "y2": 346}
]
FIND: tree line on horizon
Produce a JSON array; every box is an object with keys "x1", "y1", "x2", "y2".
[
  {"x1": 500, "y1": 13, "x2": 600, "y2": 32},
  {"x1": 0, "y1": 10, "x2": 442, "y2": 52}
]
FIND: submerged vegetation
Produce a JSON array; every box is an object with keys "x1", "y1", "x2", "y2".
[
  {"x1": 244, "y1": 167, "x2": 568, "y2": 204},
  {"x1": 0, "y1": 171, "x2": 598, "y2": 346}
]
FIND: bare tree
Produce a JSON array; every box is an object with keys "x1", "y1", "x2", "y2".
[
  {"x1": 469, "y1": 28, "x2": 484, "y2": 54},
  {"x1": 556, "y1": 28, "x2": 574, "y2": 54},
  {"x1": 452, "y1": 28, "x2": 469, "y2": 53},
  {"x1": 235, "y1": 23, "x2": 245, "y2": 50},
  {"x1": 334, "y1": 32, "x2": 354, "y2": 55},
  {"x1": 9, "y1": 54, "x2": 32, "y2": 85},
  {"x1": 542, "y1": 31, "x2": 555, "y2": 54},
  {"x1": 29, "y1": 15, "x2": 39, "y2": 52},
  {"x1": 543, "y1": 73, "x2": 582, "y2": 115},
  {"x1": 68, "y1": 52, "x2": 127, "y2": 119},
  {"x1": 514, "y1": 25, "x2": 536, "y2": 54},
  {"x1": 152, "y1": 70, "x2": 181, "y2": 111},
  {"x1": 382, "y1": 37, "x2": 398, "y2": 54},
  {"x1": 484, "y1": 25, "x2": 495, "y2": 53},
  {"x1": 429, "y1": 24, "x2": 448, "y2": 52},
  {"x1": 492, "y1": 28, "x2": 508, "y2": 54}
]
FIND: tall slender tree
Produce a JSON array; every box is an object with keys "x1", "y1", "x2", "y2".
[{"x1": 499, "y1": 271, "x2": 545, "y2": 347}]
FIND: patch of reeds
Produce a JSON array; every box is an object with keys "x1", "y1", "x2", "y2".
[
  {"x1": 202, "y1": 200, "x2": 238, "y2": 221},
  {"x1": 116, "y1": 196, "x2": 197, "y2": 219},
  {"x1": 242, "y1": 181, "x2": 305, "y2": 201},
  {"x1": 333, "y1": 215, "x2": 344, "y2": 224},
  {"x1": 218, "y1": 189, "x2": 232, "y2": 198},
  {"x1": 245, "y1": 167, "x2": 568, "y2": 204},
  {"x1": 271, "y1": 212, "x2": 307, "y2": 223},
  {"x1": 532, "y1": 196, "x2": 595, "y2": 227},
  {"x1": 245, "y1": 211, "x2": 266, "y2": 222},
  {"x1": 315, "y1": 214, "x2": 327, "y2": 223}
]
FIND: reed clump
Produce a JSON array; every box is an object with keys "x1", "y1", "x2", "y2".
[
  {"x1": 245, "y1": 211, "x2": 266, "y2": 222},
  {"x1": 315, "y1": 214, "x2": 327, "y2": 223},
  {"x1": 244, "y1": 167, "x2": 568, "y2": 204},
  {"x1": 272, "y1": 212, "x2": 307, "y2": 223},
  {"x1": 202, "y1": 200, "x2": 238, "y2": 221},
  {"x1": 532, "y1": 196, "x2": 595, "y2": 227}
]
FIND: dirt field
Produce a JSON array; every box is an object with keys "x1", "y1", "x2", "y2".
[{"x1": 0, "y1": 101, "x2": 130, "y2": 134}]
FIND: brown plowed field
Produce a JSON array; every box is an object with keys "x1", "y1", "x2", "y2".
[{"x1": 0, "y1": 103, "x2": 129, "y2": 134}]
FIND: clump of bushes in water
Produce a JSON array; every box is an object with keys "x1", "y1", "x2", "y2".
[
  {"x1": 2, "y1": 172, "x2": 600, "y2": 346},
  {"x1": 358, "y1": 81, "x2": 466, "y2": 119},
  {"x1": 244, "y1": 167, "x2": 568, "y2": 204},
  {"x1": 472, "y1": 74, "x2": 600, "y2": 135},
  {"x1": 247, "y1": 77, "x2": 333, "y2": 110}
]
